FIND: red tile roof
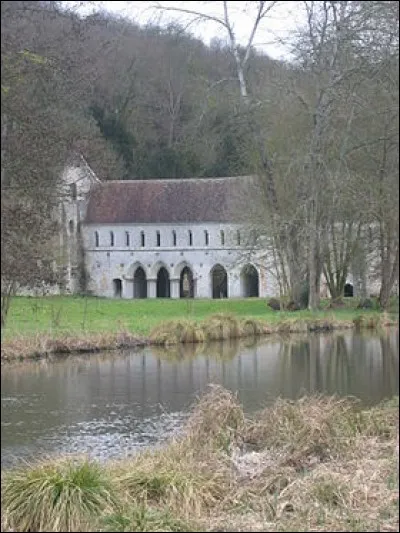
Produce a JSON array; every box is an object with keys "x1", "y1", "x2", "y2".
[{"x1": 84, "y1": 176, "x2": 258, "y2": 224}]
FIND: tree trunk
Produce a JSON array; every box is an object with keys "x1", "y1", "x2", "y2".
[
  {"x1": 308, "y1": 201, "x2": 319, "y2": 310},
  {"x1": 379, "y1": 243, "x2": 399, "y2": 309}
]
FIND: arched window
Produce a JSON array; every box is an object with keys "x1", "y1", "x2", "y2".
[
  {"x1": 110, "y1": 231, "x2": 115, "y2": 247},
  {"x1": 156, "y1": 230, "x2": 161, "y2": 247},
  {"x1": 141, "y1": 231, "x2": 145, "y2": 247},
  {"x1": 188, "y1": 230, "x2": 193, "y2": 246},
  {"x1": 69, "y1": 220, "x2": 74, "y2": 234},
  {"x1": 172, "y1": 230, "x2": 177, "y2": 246},
  {"x1": 95, "y1": 231, "x2": 99, "y2": 247},
  {"x1": 125, "y1": 231, "x2": 130, "y2": 246},
  {"x1": 204, "y1": 230, "x2": 209, "y2": 246},
  {"x1": 237, "y1": 230, "x2": 241, "y2": 246},
  {"x1": 70, "y1": 183, "x2": 77, "y2": 200},
  {"x1": 220, "y1": 230, "x2": 225, "y2": 246},
  {"x1": 113, "y1": 278, "x2": 122, "y2": 298}
]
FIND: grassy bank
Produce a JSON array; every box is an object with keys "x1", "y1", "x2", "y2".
[
  {"x1": 2, "y1": 386, "x2": 399, "y2": 532},
  {"x1": 1, "y1": 296, "x2": 398, "y2": 362}
]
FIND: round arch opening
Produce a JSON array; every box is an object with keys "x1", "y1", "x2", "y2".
[
  {"x1": 157, "y1": 267, "x2": 170, "y2": 298},
  {"x1": 344, "y1": 283, "x2": 354, "y2": 297},
  {"x1": 180, "y1": 266, "x2": 194, "y2": 298},
  {"x1": 133, "y1": 267, "x2": 147, "y2": 298},
  {"x1": 211, "y1": 264, "x2": 228, "y2": 299},
  {"x1": 241, "y1": 264, "x2": 259, "y2": 297}
]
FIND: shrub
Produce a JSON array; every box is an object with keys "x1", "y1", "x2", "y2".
[
  {"x1": 357, "y1": 298, "x2": 374, "y2": 309},
  {"x1": 286, "y1": 300, "x2": 301, "y2": 312},
  {"x1": 329, "y1": 298, "x2": 347, "y2": 309},
  {"x1": 267, "y1": 298, "x2": 281, "y2": 311}
]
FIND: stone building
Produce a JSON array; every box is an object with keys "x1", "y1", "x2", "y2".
[
  {"x1": 59, "y1": 156, "x2": 384, "y2": 300},
  {"x1": 61, "y1": 156, "x2": 276, "y2": 299}
]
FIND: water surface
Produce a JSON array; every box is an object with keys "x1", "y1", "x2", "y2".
[{"x1": 1, "y1": 329, "x2": 398, "y2": 468}]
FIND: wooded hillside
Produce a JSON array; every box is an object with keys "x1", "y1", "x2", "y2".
[{"x1": 1, "y1": 1, "x2": 398, "y2": 316}]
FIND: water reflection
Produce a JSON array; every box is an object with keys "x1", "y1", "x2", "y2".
[{"x1": 1, "y1": 329, "x2": 398, "y2": 468}]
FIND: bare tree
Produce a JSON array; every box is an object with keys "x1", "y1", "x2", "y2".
[
  {"x1": 287, "y1": 1, "x2": 399, "y2": 309},
  {"x1": 1, "y1": 1, "x2": 120, "y2": 325},
  {"x1": 151, "y1": 1, "x2": 278, "y2": 101}
]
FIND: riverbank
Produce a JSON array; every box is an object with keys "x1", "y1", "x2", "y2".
[
  {"x1": 2, "y1": 386, "x2": 398, "y2": 532},
  {"x1": 1, "y1": 296, "x2": 398, "y2": 362}
]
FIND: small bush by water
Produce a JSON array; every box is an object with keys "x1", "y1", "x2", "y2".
[{"x1": 2, "y1": 388, "x2": 398, "y2": 532}]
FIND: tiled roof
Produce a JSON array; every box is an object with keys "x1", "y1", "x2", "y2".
[{"x1": 84, "y1": 176, "x2": 259, "y2": 224}]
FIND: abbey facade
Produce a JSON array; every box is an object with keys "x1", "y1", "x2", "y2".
[
  {"x1": 58, "y1": 156, "x2": 382, "y2": 300},
  {"x1": 60, "y1": 156, "x2": 275, "y2": 300}
]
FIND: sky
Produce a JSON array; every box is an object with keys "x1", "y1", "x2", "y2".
[{"x1": 67, "y1": 1, "x2": 304, "y2": 60}]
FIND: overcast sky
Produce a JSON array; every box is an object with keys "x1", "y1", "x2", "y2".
[{"x1": 69, "y1": 1, "x2": 304, "y2": 60}]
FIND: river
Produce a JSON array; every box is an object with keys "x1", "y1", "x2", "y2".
[{"x1": 1, "y1": 328, "x2": 398, "y2": 469}]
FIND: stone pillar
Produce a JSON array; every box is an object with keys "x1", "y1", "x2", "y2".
[
  {"x1": 122, "y1": 279, "x2": 133, "y2": 299},
  {"x1": 147, "y1": 278, "x2": 157, "y2": 298},
  {"x1": 195, "y1": 274, "x2": 209, "y2": 298},
  {"x1": 228, "y1": 272, "x2": 240, "y2": 298},
  {"x1": 259, "y1": 266, "x2": 268, "y2": 297},
  {"x1": 170, "y1": 278, "x2": 180, "y2": 299}
]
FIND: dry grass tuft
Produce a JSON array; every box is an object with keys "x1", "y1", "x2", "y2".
[
  {"x1": 1, "y1": 457, "x2": 117, "y2": 532},
  {"x1": 149, "y1": 320, "x2": 205, "y2": 346},
  {"x1": 244, "y1": 395, "x2": 366, "y2": 465},
  {"x1": 202, "y1": 313, "x2": 241, "y2": 341},
  {"x1": 361, "y1": 396, "x2": 399, "y2": 439},
  {"x1": 184, "y1": 384, "x2": 246, "y2": 452},
  {"x1": 276, "y1": 319, "x2": 310, "y2": 334},
  {"x1": 111, "y1": 442, "x2": 231, "y2": 519},
  {"x1": 239, "y1": 318, "x2": 265, "y2": 336},
  {"x1": 99, "y1": 505, "x2": 201, "y2": 532},
  {"x1": 353, "y1": 314, "x2": 385, "y2": 331}
]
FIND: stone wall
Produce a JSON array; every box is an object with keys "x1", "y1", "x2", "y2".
[{"x1": 81, "y1": 222, "x2": 278, "y2": 299}]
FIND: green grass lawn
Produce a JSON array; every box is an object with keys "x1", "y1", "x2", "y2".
[{"x1": 2, "y1": 295, "x2": 392, "y2": 340}]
